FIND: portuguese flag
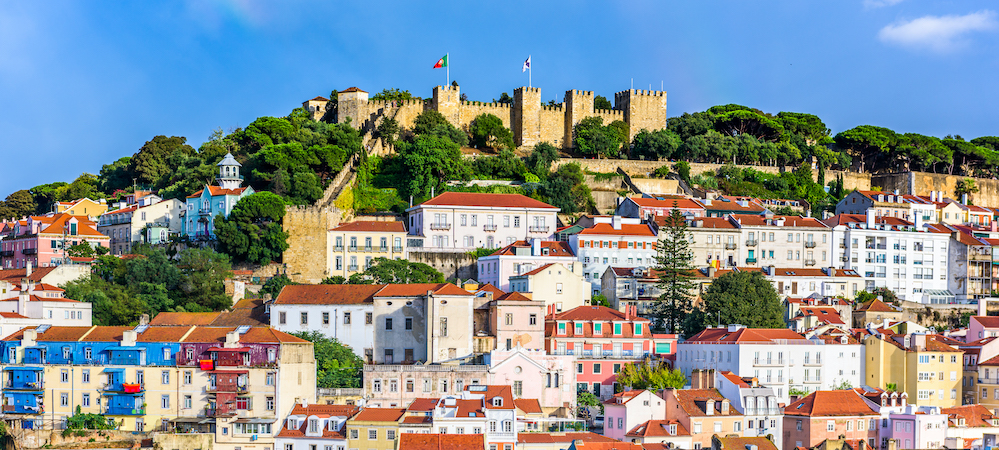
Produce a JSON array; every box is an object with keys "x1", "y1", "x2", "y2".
[{"x1": 433, "y1": 54, "x2": 448, "y2": 69}]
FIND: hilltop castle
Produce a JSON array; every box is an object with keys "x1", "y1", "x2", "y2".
[{"x1": 304, "y1": 85, "x2": 667, "y2": 149}]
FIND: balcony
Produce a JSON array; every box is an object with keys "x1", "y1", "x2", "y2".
[
  {"x1": 363, "y1": 246, "x2": 372, "y2": 252},
  {"x1": 3, "y1": 380, "x2": 43, "y2": 391},
  {"x1": 3, "y1": 403, "x2": 43, "y2": 415},
  {"x1": 745, "y1": 240, "x2": 758, "y2": 247},
  {"x1": 103, "y1": 382, "x2": 143, "y2": 393},
  {"x1": 724, "y1": 243, "x2": 737, "y2": 250},
  {"x1": 21, "y1": 248, "x2": 36, "y2": 255},
  {"x1": 746, "y1": 257, "x2": 758, "y2": 264},
  {"x1": 347, "y1": 265, "x2": 358, "y2": 271},
  {"x1": 392, "y1": 246, "x2": 403, "y2": 252},
  {"x1": 752, "y1": 358, "x2": 785, "y2": 366},
  {"x1": 204, "y1": 407, "x2": 236, "y2": 418},
  {"x1": 805, "y1": 259, "x2": 816, "y2": 266},
  {"x1": 377, "y1": 246, "x2": 388, "y2": 252},
  {"x1": 840, "y1": 256, "x2": 849, "y2": 262},
  {"x1": 805, "y1": 241, "x2": 816, "y2": 248},
  {"x1": 0, "y1": 250, "x2": 13, "y2": 257},
  {"x1": 430, "y1": 223, "x2": 451, "y2": 231},
  {"x1": 839, "y1": 242, "x2": 846, "y2": 248},
  {"x1": 334, "y1": 245, "x2": 343, "y2": 251},
  {"x1": 347, "y1": 246, "x2": 357, "y2": 252},
  {"x1": 105, "y1": 406, "x2": 145, "y2": 416},
  {"x1": 529, "y1": 226, "x2": 550, "y2": 233},
  {"x1": 483, "y1": 224, "x2": 498, "y2": 232}
]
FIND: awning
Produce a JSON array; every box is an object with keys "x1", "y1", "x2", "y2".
[
  {"x1": 101, "y1": 368, "x2": 126, "y2": 373},
  {"x1": 923, "y1": 289, "x2": 954, "y2": 296},
  {"x1": 207, "y1": 347, "x2": 250, "y2": 352},
  {"x1": 233, "y1": 418, "x2": 276, "y2": 424},
  {"x1": 169, "y1": 417, "x2": 203, "y2": 423},
  {"x1": 7, "y1": 366, "x2": 43, "y2": 371},
  {"x1": 199, "y1": 419, "x2": 216, "y2": 424}
]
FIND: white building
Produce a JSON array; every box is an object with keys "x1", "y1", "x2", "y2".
[
  {"x1": 478, "y1": 240, "x2": 577, "y2": 292},
  {"x1": 728, "y1": 214, "x2": 833, "y2": 270},
  {"x1": 568, "y1": 216, "x2": 659, "y2": 294},
  {"x1": 270, "y1": 284, "x2": 381, "y2": 362},
  {"x1": 98, "y1": 195, "x2": 185, "y2": 255},
  {"x1": 823, "y1": 212, "x2": 953, "y2": 303},
  {"x1": 431, "y1": 385, "x2": 517, "y2": 448},
  {"x1": 275, "y1": 402, "x2": 358, "y2": 450},
  {"x1": 714, "y1": 371, "x2": 784, "y2": 450},
  {"x1": 406, "y1": 192, "x2": 559, "y2": 251},
  {"x1": 676, "y1": 324, "x2": 863, "y2": 404}
]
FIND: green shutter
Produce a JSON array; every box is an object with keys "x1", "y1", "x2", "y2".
[
  {"x1": 656, "y1": 343, "x2": 671, "y2": 353},
  {"x1": 614, "y1": 323, "x2": 622, "y2": 335}
]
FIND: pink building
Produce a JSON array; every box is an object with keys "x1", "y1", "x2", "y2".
[
  {"x1": 487, "y1": 347, "x2": 576, "y2": 411},
  {"x1": 488, "y1": 292, "x2": 546, "y2": 351},
  {"x1": 782, "y1": 390, "x2": 879, "y2": 450},
  {"x1": 602, "y1": 390, "x2": 666, "y2": 441},
  {"x1": 969, "y1": 316, "x2": 999, "y2": 341},
  {"x1": 0, "y1": 214, "x2": 109, "y2": 269},
  {"x1": 545, "y1": 305, "x2": 672, "y2": 399}
]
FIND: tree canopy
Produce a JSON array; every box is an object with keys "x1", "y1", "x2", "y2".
[
  {"x1": 215, "y1": 192, "x2": 290, "y2": 265},
  {"x1": 683, "y1": 271, "x2": 784, "y2": 337},
  {"x1": 292, "y1": 331, "x2": 363, "y2": 388}
]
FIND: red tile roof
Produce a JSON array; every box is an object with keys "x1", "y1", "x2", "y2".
[
  {"x1": 731, "y1": 214, "x2": 828, "y2": 228},
  {"x1": 274, "y1": 284, "x2": 384, "y2": 305},
  {"x1": 419, "y1": 192, "x2": 556, "y2": 209},
  {"x1": 577, "y1": 223, "x2": 657, "y2": 237},
  {"x1": 397, "y1": 434, "x2": 484, "y2": 450},
  {"x1": 350, "y1": 407, "x2": 406, "y2": 422},
  {"x1": 571, "y1": 443, "x2": 643, "y2": 450},
  {"x1": 330, "y1": 221, "x2": 406, "y2": 233},
  {"x1": 466, "y1": 385, "x2": 515, "y2": 410},
  {"x1": 603, "y1": 389, "x2": 648, "y2": 405},
  {"x1": 672, "y1": 389, "x2": 741, "y2": 416},
  {"x1": 488, "y1": 240, "x2": 575, "y2": 257},
  {"x1": 626, "y1": 420, "x2": 690, "y2": 437},
  {"x1": 856, "y1": 299, "x2": 896, "y2": 313},
  {"x1": 797, "y1": 307, "x2": 846, "y2": 325},
  {"x1": 718, "y1": 371, "x2": 751, "y2": 388},
  {"x1": 288, "y1": 403, "x2": 358, "y2": 418},
  {"x1": 684, "y1": 327, "x2": 806, "y2": 343},
  {"x1": 475, "y1": 283, "x2": 506, "y2": 297},
  {"x1": 715, "y1": 437, "x2": 779, "y2": 450},
  {"x1": 406, "y1": 398, "x2": 440, "y2": 412},
  {"x1": 628, "y1": 196, "x2": 705, "y2": 210},
  {"x1": 516, "y1": 432, "x2": 618, "y2": 444},
  {"x1": 373, "y1": 283, "x2": 472, "y2": 297},
  {"x1": 520, "y1": 263, "x2": 556, "y2": 276},
  {"x1": 309, "y1": 96, "x2": 329, "y2": 102},
  {"x1": 942, "y1": 404, "x2": 999, "y2": 427},
  {"x1": 496, "y1": 292, "x2": 534, "y2": 302},
  {"x1": 514, "y1": 398, "x2": 543, "y2": 414},
  {"x1": 187, "y1": 186, "x2": 250, "y2": 198},
  {"x1": 0, "y1": 312, "x2": 27, "y2": 319},
  {"x1": 973, "y1": 316, "x2": 999, "y2": 328},
  {"x1": 546, "y1": 306, "x2": 652, "y2": 338},
  {"x1": 149, "y1": 312, "x2": 222, "y2": 326},
  {"x1": 685, "y1": 216, "x2": 738, "y2": 229},
  {"x1": 784, "y1": 390, "x2": 877, "y2": 417},
  {"x1": 339, "y1": 87, "x2": 366, "y2": 93}
]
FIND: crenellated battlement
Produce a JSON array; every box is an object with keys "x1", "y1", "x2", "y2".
[
  {"x1": 595, "y1": 108, "x2": 624, "y2": 117},
  {"x1": 568, "y1": 89, "x2": 594, "y2": 97},
  {"x1": 461, "y1": 100, "x2": 512, "y2": 108},
  {"x1": 542, "y1": 104, "x2": 563, "y2": 112},
  {"x1": 366, "y1": 98, "x2": 426, "y2": 107},
  {"x1": 615, "y1": 89, "x2": 666, "y2": 97},
  {"x1": 515, "y1": 86, "x2": 541, "y2": 94}
]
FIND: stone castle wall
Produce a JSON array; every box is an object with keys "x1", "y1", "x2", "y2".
[
  {"x1": 325, "y1": 84, "x2": 668, "y2": 150},
  {"x1": 873, "y1": 171, "x2": 999, "y2": 208},
  {"x1": 283, "y1": 205, "x2": 338, "y2": 284}
]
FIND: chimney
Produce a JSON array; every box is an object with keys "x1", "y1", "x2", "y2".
[
  {"x1": 612, "y1": 215, "x2": 623, "y2": 230},
  {"x1": 17, "y1": 290, "x2": 27, "y2": 315},
  {"x1": 930, "y1": 191, "x2": 936, "y2": 202},
  {"x1": 825, "y1": 267, "x2": 835, "y2": 277},
  {"x1": 894, "y1": 189, "x2": 900, "y2": 196},
  {"x1": 915, "y1": 211, "x2": 924, "y2": 231},
  {"x1": 767, "y1": 265, "x2": 776, "y2": 276},
  {"x1": 625, "y1": 305, "x2": 631, "y2": 321},
  {"x1": 225, "y1": 331, "x2": 241, "y2": 348},
  {"x1": 962, "y1": 193, "x2": 969, "y2": 205},
  {"x1": 301, "y1": 398, "x2": 308, "y2": 408},
  {"x1": 992, "y1": 220, "x2": 997, "y2": 233},
  {"x1": 121, "y1": 330, "x2": 137, "y2": 347},
  {"x1": 900, "y1": 393, "x2": 907, "y2": 407},
  {"x1": 21, "y1": 329, "x2": 37, "y2": 348},
  {"x1": 708, "y1": 266, "x2": 716, "y2": 278},
  {"x1": 25, "y1": 260, "x2": 31, "y2": 277},
  {"x1": 139, "y1": 314, "x2": 150, "y2": 326},
  {"x1": 532, "y1": 238, "x2": 542, "y2": 256},
  {"x1": 703, "y1": 198, "x2": 713, "y2": 206},
  {"x1": 866, "y1": 209, "x2": 875, "y2": 228},
  {"x1": 912, "y1": 333, "x2": 927, "y2": 350}
]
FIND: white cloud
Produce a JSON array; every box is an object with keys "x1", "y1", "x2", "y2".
[
  {"x1": 864, "y1": 0, "x2": 904, "y2": 9},
  {"x1": 878, "y1": 10, "x2": 998, "y2": 52}
]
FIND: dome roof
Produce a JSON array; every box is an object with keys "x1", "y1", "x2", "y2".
[{"x1": 217, "y1": 152, "x2": 241, "y2": 167}]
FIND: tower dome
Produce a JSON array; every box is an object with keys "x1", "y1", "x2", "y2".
[{"x1": 217, "y1": 152, "x2": 243, "y2": 190}]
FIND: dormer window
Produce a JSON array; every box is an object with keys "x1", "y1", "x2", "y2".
[
  {"x1": 309, "y1": 419, "x2": 319, "y2": 433},
  {"x1": 492, "y1": 397, "x2": 503, "y2": 407},
  {"x1": 669, "y1": 424, "x2": 677, "y2": 435},
  {"x1": 575, "y1": 323, "x2": 583, "y2": 335}
]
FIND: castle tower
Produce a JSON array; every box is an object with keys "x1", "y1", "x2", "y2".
[
  {"x1": 513, "y1": 87, "x2": 541, "y2": 147},
  {"x1": 563, "y1": 90, "x2": 595, "y2": 149},
  {"x1": 217, "y1": 152, "x2": 243, "y2": 190},
  {"x1": 615, "y1": 89, "x2": 667, "y2": 142},
  {"x1": 303, "y1": 96, "x2": 329, "y2": 121},
  {"x1": 432, "y1": 85, "x2": 461, "y2": 126},
  {"x1": 337, "y1": 87, "x2": 369, "y2": 128}
]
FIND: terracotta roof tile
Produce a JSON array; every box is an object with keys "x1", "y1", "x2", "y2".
[
  {"x1": 684, "y1": 327, "x2": 806, "y2": 343},
  {"x1": 308, "y1": 96, "x2": 329, "y2": 102},
  {"x1": 149, "y1": 312, "x2": 222, "y2": 326},
  {"x1": 571, "y1": 442, "x2": 643, "y2": 450},
  {"x1": 187, "y1": 186, "x2": 250, "y2": 198},
  {"x1": 274, "y1": 284, "x2": 384, "y2": 305},
  {"x1": 797, "y1": 307, "x2": 846, "y2": 325},
  {"x1": 731, "y1": 214, "x2": 828, "y2": 228},
  {"x1": 784, "y1": 390, "x2": 878, "y2": 417},
  {"x1": 350, "y1": 407, "x2": 406, "y2": 422},
  {"x1": 684, "y1": 216, "x2": 739, "y2": 229},
  {"x1": 289, "y1": 404, "x2": 359, "y2": 417},
  {"x1": 406, "y1": 398, "x2": 440, "y2": 412},
  {"x1": 397, "y1": 434, "x2": 484, "y2": 450},
  {"x1": 856, "y1": 299, "x2": 896, "y2": 313},
  {"x1": 626, "y1": 420, "x2": 690, "y2": 437},
  {"x1": 715, "y1": 437, "x2": 779, "y2": 450},
  {"x1": 673, "y1": 389, "x2": 741, "y2": 416},
  {"x1": 974, "y1": 316, "x2": 999, "y2": 328},
  {"x1": 942, "y1": 404, "x2": 999, "y2": 427},
  {"x1": 514, "y1": 398, "x2": 542, "y2": 414},
  {"x1": 516, "y1": 432, "x2": 617, "y2": 444},
  {"x1": 627, "y1": 196, "x2": 705, "y2": 210},
  {"x1": 339, "y1": 87, "x2": 366, "y2": 93},
  {"x1": 496, "y1": 292, "x2": 534, "y2": 302},
  {"x1": 718, "y1": 371, "x2": 751, "y2": 388},
  {"x1": 374, "y1": 283, "x2": 472, "y2": 297},
  {"x1": 419, "y1": 192, "x2": 556, "y2": 209},
  {"x1": 488, "y1": 240, "x2": 575, "y2": 257}
]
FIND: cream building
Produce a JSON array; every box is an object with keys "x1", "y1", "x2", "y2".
[
  {"x1": 52, "y1": 198, "x2": 108, "y2": 220},
  {"x1": 686, "y1": 216, "x2": 743, "y2": 268},
  {"x1": 98, "y1": 196, "x2": 185, "y2": 255},
  {"x1": 507, "y1": 262, "x2": 590, "y2": 314},
  {"x1": 863, "y1": 332, "x2": 963, "y2": 408},
  {"x1": 328, "y1": 220, "x2": 408, "y2": 278}
]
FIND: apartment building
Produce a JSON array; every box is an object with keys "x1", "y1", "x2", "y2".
[
  {"x1": 406, "y1": 192, "x2": 558, "y2": 251},
  {"x1": 676, "y1": 325, "x2": 863, "y2": 403},
  {"x1": 761, "y1": 266, "x2": 863, "y2": 298},
  {"x1": 51, "y1": 197, "x2": 108, "y2": 219},
  {"x1": 824, "y1": 213, "x2": 952, "y2": 303},
  {"x1": 782, "y1": 390, "x2": 880, "y2": 450},
  {"x1": 615, "y1": 196, "x2": 705, "y2": 220},
  {"x1": 328, "y1": 220, "x2": 408, "y2": 277},
  {"x1": 700, "y1": 196, "x2": 767, "y2": 217},
  {"x1": 504, "y1": 262, "x2": 587, "y2": 313},
  {"x1": 345, "y1": 407, "x2": 406, "y2": 450},
  {"x1": 568, "y1": 216, "x2": 659, "y2": 293},
  {"x1": 603, "y1": 390, "x2": 666, "y2": 441},
  {"x1": 862, "y1": 333, "x2": 963, "y2": 408},
  {"x1": 834, "y1": 190, "x2": 935, "y2": 221},
  {"x1": 545, "y1": 305, "x2": 674, "y2": 399},
  {"x1": 686, "y1": 217, "x2": 742, "y2": 269},
  {"x1": 274, "y1": 403, "x2": 359, "y2": 450},
  {"x1": 624, "y1": 419, "x2": 692, "y2": 447},
  {"x1": 0, "y1": 279, "x2": 92, "y2": 338},
  {"x1": 714, "y1": 371, "x2": 784, "y2": 449},
  {"x1": 182, "y1": 153, "x2": 254, "y2": 240},
  {"x1": 947, "y1": 226, "x2": 996, "y2": 302},
  {"x1": 0, "y1": 324, "x2": 314, "y2": 450},
  {"x1": 478, "y1": 240, "x2": 577, "y2": 292},
  {"x1": 661, "y1": 388, "x2": 745, "y2": 449},
  {"x1": 729, "y1": 214, "x2": 832, "y2": 270},
  {"x1": 600, "y1": 267, "x2": 663, "y2": 316},
  {"x1": 853, "y1": 299, "x2": 903, "y2": 328},
  {"x1": 98, "y1": 196, "x2": 184, "y2": 255},
  {"x1": 940, "y1": 404, "x2": 999, "y2": 449},
  {"x1": 431, "y1": 385, "x2": 517, "y2": 449},
  {"x1": 0, "y1": 213, "x2": 109, "y2": 269}
]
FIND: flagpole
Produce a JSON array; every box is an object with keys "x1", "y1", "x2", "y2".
[
  {"x1": 529, "y1": 63, "x2": 532, "y2": 88},
  {"x1": 446, "y1": 53, "x2": 449, "y2": 86}
]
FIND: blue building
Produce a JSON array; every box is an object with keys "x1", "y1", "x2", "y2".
[{"x1": 181, "y1": 152, "x2": 254, "y2": 240}]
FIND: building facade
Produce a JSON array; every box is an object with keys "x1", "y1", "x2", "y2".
[
  {"x1": 181, "y1": 153, "x2": 254, "y2": 240},
  {"x1": 0, "y1": 214, "x2": 108, "y2": 269},
  {"x1": 98, "y1": 196, "x2": 184, "y2": 255},
  {"x1": 405, "y1": 192, "x2": 558, "y2": 252},
  {"x1": 328, "y1": 220, "x2": 408, "y2": 278}
]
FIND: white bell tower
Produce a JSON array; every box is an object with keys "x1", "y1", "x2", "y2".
[{"x1": 217, "y1": 152, "x2": 243, "y2": 190}]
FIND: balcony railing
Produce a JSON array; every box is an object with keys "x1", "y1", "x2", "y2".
[
  {"x1": 840, "y1": 256, "x2": 849, "y2": 262},
  {"x1": 745, "y1": 240, "x2": 758, "y2": 247},
  {"x1": 805, "y1": 259, "x2": 816, "y2": 266},
  {"x1": 805, "y1": 241, "x2": 816, "y2": 248},
  {"x1": 529, "y1": 226, "x2": 550, "y2": 233},
  {"x1": 334, "y1": 245, "x2": 343, "y2": 251},
  {"x1": 430, "y1": 223, "x2": 451, "y2": 230},
  {"x1": 347, "y1": 245, "x2": 357, "y2": 252},
  {"x1": 347, "y1": 265, "x2": 358, "y2": 271},
  {"x1": 724, "y1": 243, "x2": 737, "y2": 250},
  {"x1": 105, "y1": 406, "x2": 145, "y2": 416},
  {"x1": 21, "y1": 248, "x2": 36, "y2": 255},
  {"x1": 0, "y1": 250, "x2": 13, "y2": 257},
  {"x1": 392, "y1": 246, "x2": 403, "y2": 252},
  {"x1": 377, "y1": 246, "x2": 388, "y2": 252},
  {"x1": 746, "y1": 257, "x2": 758, "y2": 264},
  {"x1": 3, "y1": 404, "x2": 42, "y2": 414},
  {"x1": 4, "y1": 381, "x2": 43, "y2": 390},
  {"x1": 363, "y1": 246, "x2": 372, "y2": 251},
  {"x1": 483, "y1": 224, "x2": 498, "y2": 232}
]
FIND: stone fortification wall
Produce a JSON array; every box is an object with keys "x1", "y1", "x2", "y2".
[
  {"x1": 617, "y1": 89, "x2": 668, "y2": 142},
  {"x1": 538, "y1": 104, "x2": 566, "y2": 147},
  {"x1": 458, "y1": 100, "x2": 513, "y2": 131},
  {"x1": 283, "y1": 205, "x2": 337, "y2": 284},
  {"x1": 357, "y1": 98, "x2": 427, "y2": 132},
  {"x1": 407, "y1": 251, "x2": 478, "y2": 281}
]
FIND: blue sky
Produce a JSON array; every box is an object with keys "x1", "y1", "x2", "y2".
[{"x1": 1, "y1": 0, "x2": 998, "y2": 197}]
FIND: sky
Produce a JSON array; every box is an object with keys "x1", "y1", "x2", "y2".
[{"x1": 1, "y1": 0, "x2": 998, "y2": 198}]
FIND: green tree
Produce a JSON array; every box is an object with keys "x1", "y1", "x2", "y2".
[
  {"x1": 576, "y1": 391, "x2": 603, "y2": 418},
  {"x1": 292, "y1": 331, "x2": 364, "y2": 388},
  {"x1": 175, "y1": 248, "x2": 233, "y2": 312},
  {"x1": 375, "y1": 117, "x2": 400, "y2": 146},
  {"x1": 62, "y1": 276, "x2": 147, "y2": 326},
  {"x1": 129, "y1": 136, "x2": 197, "y2": 187},
  {"x1": 0, "y1": 190, "x2": 37, "y2": 220},
  {"x1": 261, "y1": 274, "x2": 296, "y2": 300},
  {"x1": 353, "y1": 258, "x2": 444, "y2": 284},
  {"x1": 66, "y1": 406, "x2": 117, "y2": 431},
  {"x1": 97, "y1": 157, "x2": 135, "y2": 194},
  {"x1": 674, "y1": 161, "x2": 691, "y2": 185},
  {"x1": 654, "y1": 206, "x2": 696, "y2": 333},
  {"x1": 956, "y1": 178, "x2": 980, "y2": 202},
  {"x1": 538, "y1": 163, "x2": 594, "y2": 213},
  {"x1": 574, "y1": 117, "x2": 617, "y2": 158},
  {"x1": 632, "y1": 129, "x2": 682, "y2": 161},
  {"x1": 668, "y1": 112, "x2": 715, "y2": 142},
  {"x1": 63, "y1": 174, "x2": 102, "y2": 201},
  {"x1": 412, "y1": 110, "x2": 468, "y2": 146},
  {"x1": 776, "y1": 112, "x2": 830, "y2": 143},
  {"x1": 591, "y1": 294, "x2": 611, "y2": 307},
  {"x1": 594, "y1": 95, "x2": 613, "y2": 110},
  {"x1": 370, "y1": 88, "x2": 414, "y2": 102},
  {"x1": 526, "y1": 142, "x2": 560, "y2": 177},
  {"x1": 215, "y1": 192, "x2": 290, "y2": 265},
  {"x1": 494, "y1": 92, "x2": 514, "y2": 105},
  {"x1": 834, "y1": 125, "x2": 898, "y2": 173},
  {"x1": 684, "y1": 271, "x2": 784, "y2": 336},
  {"x1": 616, "y1": 361, "x2": 687, "y2": 390},
  {"x1": 395, "y1": 134, "x2": 469, "y2": 199},
  {"x1": 469, "y1": 113, "x2": 515, "y2": 150}
]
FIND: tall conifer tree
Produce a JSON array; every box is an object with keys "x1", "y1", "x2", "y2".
[{"x1": 654, "y1": 204, "x2": 696, "y2": 334}]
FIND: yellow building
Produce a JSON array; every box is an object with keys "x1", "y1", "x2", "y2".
[
  {"x1": 52, "y1": 198, "x2": 108, "y2": 220},
  {"x1": 863, "y1": 333, "x2": 963, "y2": 407},
  {"x1": 328, "y1": 220, "x2": 407, "y2": 278},
  {"x1": 346, "y1": 407, "x2": 405, "y2": 450}
]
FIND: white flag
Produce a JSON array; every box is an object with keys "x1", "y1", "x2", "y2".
[{"x1": 523, "y1": 55, "x2": 531, "y2": 72}]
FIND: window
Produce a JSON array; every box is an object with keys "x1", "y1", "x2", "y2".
[
  {"x1": 440, "y1": 317, "x2": 448, "y2": 336},
  {"x1": 344, "y1": 312, "x2": 351, "y2": 324},
  {"x1": 184, "y1": 371, "x2": 192, "y2": 385},
  {"x1": 513, "y1": 380, "x2": 523, "y2": 396},
  {"x1": 385, "y1": 318, "x2": 393, "y2": 330},
  {"x1": 505, "y1": 313, "x2": 513, "y2": 326},
  {"x1": 184, "y1": 395, "x2": 192, "y2": 409},
  {"x1": 827, "y1": 420, "x2": 835, "y2": 431},
  {"x1": 61, "y1": 393, "x2": 69, "y2": 406},
  {"x1": 593, "y1": 363, "x2": 602, "y2": 374},
  {"x1": 85, "y1": 347, "x2": 92, "y2": 359},
  {"x1": 266, "y1": 372, "x2": 275, "y2": 385},
  {"x1": 279, "y1": 312, "x2": 286, "y2": 325},
  {"x1": 162, "y1": 348, "x2": 171, "y2": 361},
  {"x1": 322, "y1": 312, "x2": 330, "y2": 325},
  {"x1": 368, "y1": 429, "x2": 377, "y2": 440},
  {"x1": 161, "y1": 395, "x2": 170, "y2": 409},
  {"x1": 529, "y1": 314, "x2": 537, "y2": 325},
  {"x1": 556, "y1": 282, "x2": 563, "y2": 294},
  {"x1": 82, "y1": 369, "x2": 90, "y2": 383},
  {"x1": 61, "y1": 369, "x2": 69, "y2": 383},
  {"x1": 266, "y1": 396, "x2": 274, "y2": 410},
  {"x1": 161, "y1": 371, "x2": 169, "y2": 384},
  {"x1": 366, "y1": 312, "x2": 372, "y2": 324},
  {"x1": 405, "y1": 317, "x2": 412, "y2": 330}
]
